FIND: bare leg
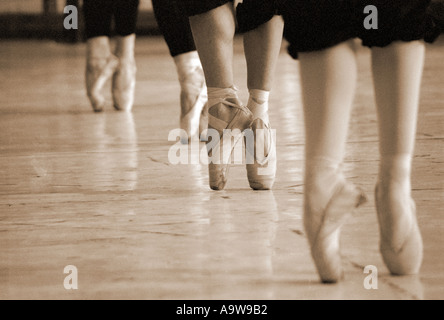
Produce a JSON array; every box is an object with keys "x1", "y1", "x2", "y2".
[
  {"x1": 189, "y1": 4, "x2": 252, "y2": 190},
  {"x1": 189, "y1": 3, "x2": 236, "y2": 90},
  {"x1": 298, "y1": 41, "x2": 366, "y2": 283},
  {"x1": 113, "y1": 34, "x2": 137, "y2": 111},
  {"x1": 243, "y1": 15, "x2": 284, "y2": 92},
  {"x1": 243, "y1": 16, "x2": 284, "y2": 190},
  {"x1": 86, "y1": 36, "x2": 118, "y2": 112},
  {"x1": 372, "y1": 40, "x2": 425, "y2": 275}
]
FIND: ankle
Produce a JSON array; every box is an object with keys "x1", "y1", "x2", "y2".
[
  {"x1": 114, "y1": 34, "x2": 136, "y2": 59},
  {"x1": 87, "y1": 36, "x2": 111, "y2": 58},
  {"x1": 174, "y1": 51, "x2": 202, "y2": 80},
  {"x1": 304, "y1": 159, "x2": 343, "y2": 202},
  {"x1": 248, "y1": 89, "x2": 269, "y2": 108},
  {"x1": 378, "y1": 154, "x2": 412, "y2": 187}
]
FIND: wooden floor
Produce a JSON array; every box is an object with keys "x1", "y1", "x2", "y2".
[{"x1": 0, "y1": 36, "x2": 443, "y2": 300}]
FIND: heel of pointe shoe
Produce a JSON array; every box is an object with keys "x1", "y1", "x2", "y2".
[
  {"x1": 306, "y1": 180, "x2": 367, "y2": 283},
  {"x1": 179, "y1": 80, "x2": 207, "y2": 144},
  {"x1": 375, "y1": 186, "x2": 423, "y2": 275},
  {"x1": 207, "y1": 98, "x2": 253, "y2": 190}
]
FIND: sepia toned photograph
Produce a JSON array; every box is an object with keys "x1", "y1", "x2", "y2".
[{"x1": 1, "y1": 0, "x2": 443, "y2": 303}]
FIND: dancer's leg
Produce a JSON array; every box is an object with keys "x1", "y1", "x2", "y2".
[
  {"x1": 243, "y1": 16, "x2": 283, "y2": 190},
  {"x1": 189, "y1": 3, "x2": 235, "y2": 91},
  {"x1": 243, "y1": 15, "x2": 283, "y2": 92},
  {"x1": 298, "y1": 41, "x2": 366, "y2": 282},
  {"x1": 371, "y1": 41, "x2": 426, "y2": 275},
  {"x1": 83, "y1": 0, "x2": 117, "y2": 112},
  {"x1": 153, "y1": 0, "x2": 206, "y2": 141},
  {"x1": 152, "y1": 0, "x2": 196, "y2": 57},
  {"x1": 83, "y1": 0, "x2": 113, "y2": 40},
  {"x1": 112, "y1": 0, "x2": 139, "y2": 111},
  {"x1": 189, "y1": 3, "x2": 253, "y2": 190}
]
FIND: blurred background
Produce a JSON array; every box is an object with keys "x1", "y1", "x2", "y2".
[{"x1": 0, "y1": 0, "x2": 159, "y2": 42}]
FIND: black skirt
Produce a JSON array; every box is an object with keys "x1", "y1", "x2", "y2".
[
  {"x1": 281, "y1": 0, "x2": 441, "y2": 59},
  {"x1": 183, "y1": 0, "x2": 282, "y2": 33}
]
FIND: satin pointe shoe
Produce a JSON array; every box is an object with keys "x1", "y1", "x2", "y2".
[
  {"x1": 207, "y1": 92, "x2": 253, "y2": 190},
  {"x1": 112, "y1": 58, "x2": 137, "y2": 112},
  {"x1": 305, "y1": 174, "x2": 367, "y2": 283},
  {"x1": 245, "y1": 98, "x2": 276, "y2": 190},
  {"x1": 86, "y1": 55, "x2": 119, "y2": 112},
  {"x1": 179, "y1": 65, "x2": 208, "y2": 143},
  {"x1": 375, "y1": 184, "x2": 423, "y2": 275}
]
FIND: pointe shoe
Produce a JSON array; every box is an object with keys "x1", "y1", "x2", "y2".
[
  {"x1": 86, "y1": 40, "x2": 119, "y2": 112},
  {"x1": 305, "y1": 175, "x2": 367, "y2": 283},
  {"x1": 245, "y1": 99, "x2": 276, "y2": 190},
  {"x1": 112, "y1": 58, "x2": 136, "y2": 112},
  {"x1": 113, "y1": 34, "x2": 137, "y2": 112},
  {"x1": 375, "y1": 185, "x2": 423, "y2": 275},
  {"x1": 207, "y1": 96, "x2": 253, "y2": 190},
  {"x1": 179, "y1": 65, "x2": 208, "y2": 143}
]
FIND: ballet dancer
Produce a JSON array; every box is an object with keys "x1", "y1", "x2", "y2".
[
  {"x1": 281, "y1": 0, "x2": 440, "y2": 282},
  {"x1": 152, "y1": 0, "x2": 208, "y2": 142},
  {"x1": 83, "y1": 0, "x2": 139, "y2": 112},
  {"x1": 184, "y1": 0, "x2": 284, "y2": 190}
]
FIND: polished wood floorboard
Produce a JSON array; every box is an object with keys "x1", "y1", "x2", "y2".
[{"x1": 0, "y1": 36, "x2": 443, "y2": 300}]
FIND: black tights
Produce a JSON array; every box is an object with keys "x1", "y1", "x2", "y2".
[
  {"x1": 152, "y1": 0, "x2": 196, "y2": 57},
  {"x1": 83, "y1": 0, "x2": 140, "y2": 39},
  {"x1": 83, "y1": 0, "x2": 196, "y2": 57}
]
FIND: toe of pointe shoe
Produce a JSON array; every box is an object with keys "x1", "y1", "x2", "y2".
[
  {"x1": 92, "y1": 106, "x2": 104, "y2": 113},
  {"x1": 90, "y1": 100, "x2": 104, "y2": 113},
  {"x1": 246, "y1": 156, "x2": 276, "y2": 190},
  {"x1": 209, "y1": 163, "x2": 228, "y2": 190},
  {"x1": 247, "y1": 177, "x2": 274, "y2": 190},
  {"x1": 113, "y1": 101, "x2": 133, "y2": 112},
  {"x1": 246, "y1": 141, "x2": 276, "y2": 190},
  {"x1": 88, "y1": 94, "x2": 105, "y2": 113}
]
